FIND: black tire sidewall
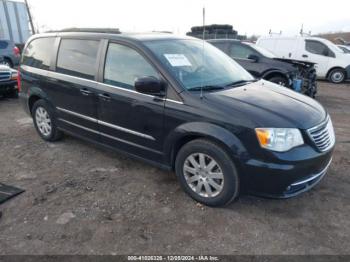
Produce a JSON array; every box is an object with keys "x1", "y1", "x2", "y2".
[
  {"x1": 268, "y1": 76, "x2": 289, "y2": 86},
  {"x1": 175, "y1": 139, "x2": 239, "y2": 207},
  {"x1": 32, "y1": 100, "x2": 59, "y2": 141}
]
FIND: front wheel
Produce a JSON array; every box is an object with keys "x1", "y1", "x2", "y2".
[
  {"x1": 175, "y1": 139, "x2": 240, "y2": 207},
  {"x1": 328, "y1": 69, "x2": 346, "y2": 84}
]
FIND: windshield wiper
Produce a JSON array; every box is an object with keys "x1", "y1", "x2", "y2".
[
  {"x1": 188, "y1": 85, "x2": 225, "y2": 92},
  {"x1": 225, "y1": 79, "x2": 258, "y2": 87}
]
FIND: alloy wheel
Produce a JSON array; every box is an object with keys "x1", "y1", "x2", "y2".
[
  {"x1": 35, "y1": 107, "x2": 52, "y2": 137},
  {"x1": 183, "y1": 153, "x2": 224, "y2": 198}
]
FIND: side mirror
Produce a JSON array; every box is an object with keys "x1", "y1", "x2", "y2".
[
  {"x1": 248, "y1": 54, "x2": 260, "y2": 62},
  {"x1": 135, "y1": 76, "x2": 165, "y2": 96}
]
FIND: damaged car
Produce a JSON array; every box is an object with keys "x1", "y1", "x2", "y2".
[{"x1": 208, "y1": 39, "x2": 317, "y2": 97}]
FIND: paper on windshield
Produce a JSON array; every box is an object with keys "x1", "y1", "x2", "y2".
[{"x1": 164, "y1": 54, "x2": 192, "y2": 67}]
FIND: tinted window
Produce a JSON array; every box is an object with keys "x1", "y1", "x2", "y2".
[
  {"x1": 230, "y1": 44, "x2": 259, "y2": 59},
  {"x1": 211, "y1": 42, "x2": 227, "y2": 52},
  {"x1": 0, "y1": 41, "x2": 9, "y2": 49},
  {"x1": 22, "y1": 38, "x2": 55, "y2": 70},
  {"x1": 305, "y1": 40, "x2": 330, "y2": 56},
  {"x1": 57, "y1": 39, "x2": 99, "y2": 80},
  {"x1": 104, "y1": 43, "x2": 158, "y2": 90}
]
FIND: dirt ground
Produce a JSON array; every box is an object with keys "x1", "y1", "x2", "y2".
[{"x1": 0, "y1": 82, "x2": 349, "y2": 255}]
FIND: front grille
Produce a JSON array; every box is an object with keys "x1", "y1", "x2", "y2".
[
  {"x1": 0, "y1": 71, "x2": 11, "y2": 82},
  {"x1": 308, "y1": 117, "x2": 335, "y2": 152}
]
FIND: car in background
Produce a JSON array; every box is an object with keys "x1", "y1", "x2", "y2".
[
  {"x1": 208, "y1": 39, "x2": 317, "y2": 97},
  {"x1": 338, "y1": 45, "x2": 350, "y2": 54},
  {"x1": 0, "y1": 40, "x2": 21, "y2": 68},
  {"x1": 257, "y1": 36, "x2": 350, "y2": 84},
  {"x1": 0, "y1": 63, "x2": 19, "y2": 98}
]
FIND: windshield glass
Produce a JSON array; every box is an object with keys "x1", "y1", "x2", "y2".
[
  {"x1": 248, "y1": 43, "x2": 277, "y2": 58},
  {"x1": 145, "y1": 39, "x2": 254, "y2": 90},
  {"x1": 339, "y1": 46, "x2": 350, "y2": 54}
]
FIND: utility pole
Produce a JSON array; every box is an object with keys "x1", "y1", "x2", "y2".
[{"x1": 24, "y1": 0, "x2": 35, "y2": 34}]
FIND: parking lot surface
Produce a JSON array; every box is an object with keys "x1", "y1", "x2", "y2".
[{"x1": 0, "y1": 82, "x2": 349, "y2": 255}]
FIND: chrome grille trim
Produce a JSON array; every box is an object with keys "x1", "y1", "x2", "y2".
[
  {"x1": 307, "y1": 116, "x2": 335, "y2": 152},
  {"x1": 0, "y1": 72, "x2": 11, "y2": 81}
]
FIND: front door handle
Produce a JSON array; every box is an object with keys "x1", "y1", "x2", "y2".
[
  {"x1": 302, "y1": 54, "x2": 308, "y2": 58},
  {"x1": 98, "y1": 93, "x2": 111, "y2": 101},
  {"x1": 80, "y1": 88, "x2": 93, "y2": 96}
]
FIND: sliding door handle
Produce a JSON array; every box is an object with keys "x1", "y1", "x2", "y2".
[
  {"x1": 98, "y1": 93, "x2": 111, "y2": 101},
  {"x1": 80, "y1": 88, "x2": 93, "y2": 96}
]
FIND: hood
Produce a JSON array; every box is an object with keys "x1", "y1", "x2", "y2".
[
  {"x1": 204, "y1": 80, "x2": 326, "y2": 129},
  {"x1": 259, "y1": 57, "x2": 296, "y2": 73},
  {"x1": 0, "y1": 64, "x2": 10, "y2": 71}
]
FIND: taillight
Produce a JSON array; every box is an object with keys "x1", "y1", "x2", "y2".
[
  {"x1": 17, "y1": 69, "x2": 21, "y2": 93},
  {"x1": 13, "y1": 46, "x2": 20, "y2": 57}
]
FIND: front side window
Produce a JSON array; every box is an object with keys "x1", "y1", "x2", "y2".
[
  {"x1": 104, "y1": 43, "x2": 159, "y2": 90},
  {"x1": 56, "y1": 39, "x2": 99, "y2": 80},
  {"x1": 230, "y1": 44, "x2": 258, "y2": 59},
  {"x1": 22, "y1": 38, "x2": 55, "y2": 70},
  {"x1": 145, "y1": 40, "x2": 253, "y2": 90},
  {"x1": 305, "y1": 40, "x2": 331, "y2": 57}
]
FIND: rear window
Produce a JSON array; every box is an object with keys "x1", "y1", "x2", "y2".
[
  {"x1": 56, "y1": 39, "x2": 99, "y2": 80},
  {"x1": 0, "y1": 41, "x2": 9, "y2": 49},
  {"x1": 22, "y1": 38, "x2": 55, "y2": 70}
]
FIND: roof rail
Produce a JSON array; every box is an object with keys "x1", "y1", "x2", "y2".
[{"x1": 48, "y1": 28, "x2": 121, "y2": 34}]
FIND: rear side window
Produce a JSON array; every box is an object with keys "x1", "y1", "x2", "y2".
[
  {"x1": 104, "y1": 43, "x2": 158, "y2": 90},
  {"x1": 211, "y1": 42, "x2": 227, "y2": 52},
  {"x1": 22, "y1": 38, "x2": 55, "y2": 70},
  {"x1": 0, "y1": 41, "x2": 9, "y2": 49},
  {"x1": 56, "y1": 39, "x2": 99, "y2": 80}
]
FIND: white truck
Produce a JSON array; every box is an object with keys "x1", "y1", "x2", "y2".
[{"x1": 256, "y1": 36, "x2": 350, "y2": 83}]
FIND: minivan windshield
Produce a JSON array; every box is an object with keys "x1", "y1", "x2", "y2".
[{"x1": 145, "y1": 39, "x2": 254, "y2": 91}]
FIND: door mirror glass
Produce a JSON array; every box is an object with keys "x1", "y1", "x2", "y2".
[
  {"x1": 248, "y1": 54, "x2": 260, "y2": 62},
  {"x1": 135, "y1": 76, "x2": 165, "y2": 96}
]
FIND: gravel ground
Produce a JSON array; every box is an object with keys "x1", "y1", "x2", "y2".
[{"x1": 0, "y1": 81, "x2": 349, "y2": 255}]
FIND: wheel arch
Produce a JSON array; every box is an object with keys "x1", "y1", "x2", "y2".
[
  {"x1": 262, "y1": 70, "x2": 289, "y2": 81},
  {"x1": 164, "y1": 122, "x2": 247, "y2": 170},
  {"x1": 326, "y1": 66, "x2": 347, "y2": 79},
  {"x1": 28, "y1": 87, "x2": 52, "y2": 115}
]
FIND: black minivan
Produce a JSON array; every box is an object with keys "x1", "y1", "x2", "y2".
[{"x1": 19, "y1": 30, "x2": 335, "y2": 206}]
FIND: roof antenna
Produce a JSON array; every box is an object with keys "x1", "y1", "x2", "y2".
[{"x1": 200, "y1": 6, "x2": 206, "y2": 99}]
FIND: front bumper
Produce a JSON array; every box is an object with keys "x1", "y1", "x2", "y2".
[
  {"x1": 241, "y1": 145, "x2": 334, "y2": 198},
  {"x1": 0, "y1": 80, "x2": 17, "y2": 94}
]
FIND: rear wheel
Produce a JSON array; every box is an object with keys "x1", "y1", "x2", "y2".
[
  {"x1": 32, "y1": 99, "x2": 63, "y2": 142},
  {"x1": 175, "y1": 139, "x2": 240, "y2": 207},
  {"x1": 328, "y1": 69, "x2": 346, "y2": 84}
]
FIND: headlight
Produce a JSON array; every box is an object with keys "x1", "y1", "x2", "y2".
[
  {"x1": 255, "y1": 128, "x2": 304, "y2": 152},
  {"x1": 11, "y1": 71, "x2": 18, "y2": 80}
]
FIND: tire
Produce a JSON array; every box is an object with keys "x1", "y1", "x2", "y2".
[
  {"x1": 328, "y1": 68, "x2": 346, "y2": 84},
  {"x1": 175, "y1": 139, "x2": 240, "y2": 207},
  {"x1": 32, "y1": 99, "x2": 63, "y2": 142},
  {"x1": 267, "y1": 76, "x2": 289, "y2": 87}
]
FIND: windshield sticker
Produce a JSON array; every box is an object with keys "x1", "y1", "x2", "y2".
[{"x1": 164, "y1": 54, "x2": 192, "y2": 67}]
